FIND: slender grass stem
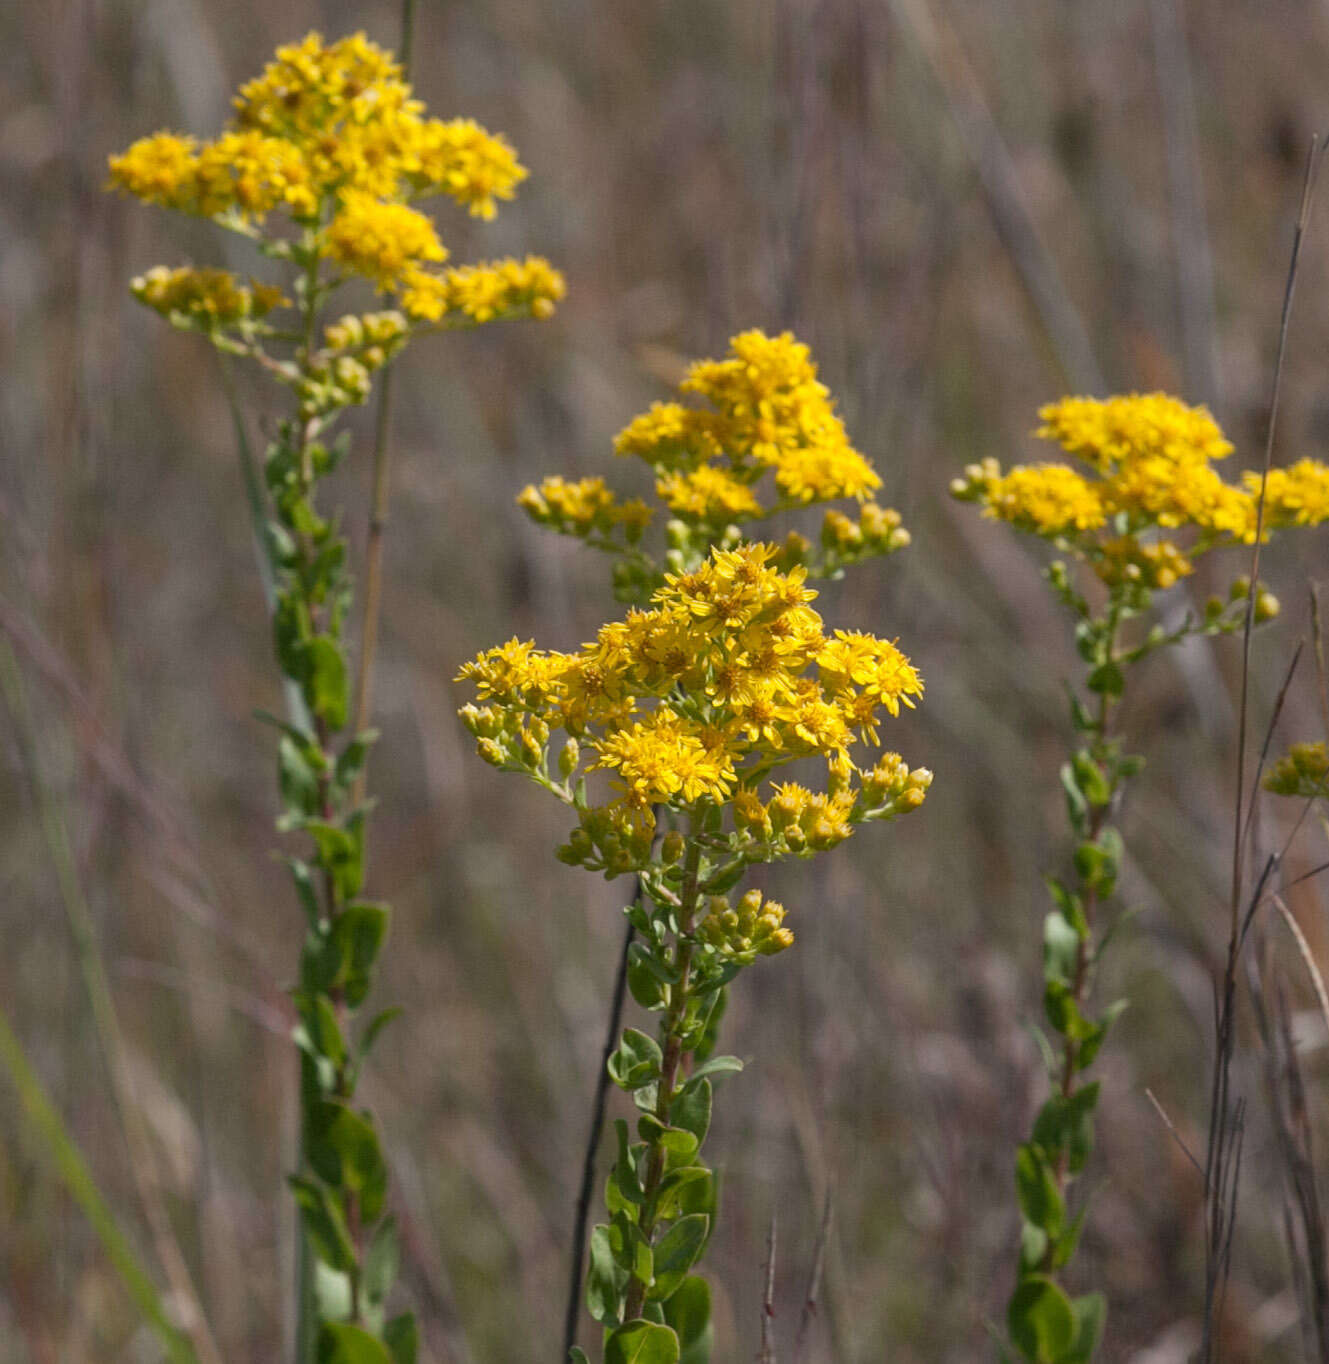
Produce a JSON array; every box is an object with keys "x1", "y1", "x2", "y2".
[
  {"x1": 0, "y1": 1004, "x2": 199, "y2": 1364},
  {"x1": 0, "y1": 641, "x2": 224, "y2": 1364}
]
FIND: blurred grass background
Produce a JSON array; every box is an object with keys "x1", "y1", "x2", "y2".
[{"x1": 4, "y1": 0, "x2": 1329, "y2": 1359}]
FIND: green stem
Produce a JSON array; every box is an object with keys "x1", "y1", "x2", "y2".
[{"x1": 623, "y1": 824, "x2": 705, "y2": 1322}]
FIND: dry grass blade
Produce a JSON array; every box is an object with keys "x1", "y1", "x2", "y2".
[
  {"x1": 793, "y1": 1190, "x2": 833, "y2": 1362},
  {"x1": 1145, "y1": 1087, "x2": 1205, "y2": 1179},
  {"x1": 1272, "y1": 894, "x2": 1329, "y2": 1046},
  {"x1": 885, "y1": 0, "x2": 1105, "y2": 393},
  {"x1": 1203, "y1": 135, "x2": 1326, "y2": 1364},
  {"x1": 759, "y1": 1213, "x2": 778, "y2": 1364},
  {"x1": 1247, "y1": 937, "x2": 1329, "y2": 1359},
  {"x1": 0, "y1": 643, "x2": 225, "y2": 1364}
]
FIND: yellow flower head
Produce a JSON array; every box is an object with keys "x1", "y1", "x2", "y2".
[
  {"x1": 323, "y1": 190, "x2": 447, "y2": 288},
  {"x1": 458, "y1": 543, "x2": 928, "y2": 878},
  {"x1": 953, "y1": 393, "x2": 1329, "y2": 592}
]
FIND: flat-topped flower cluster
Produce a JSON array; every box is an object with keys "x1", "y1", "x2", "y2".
[
  {"x1": 518, "y1": 331, "x2": 911, "y2": 600},
  {"x1": 458, "y1": 542, "x2": 931, "y2": 911},
  {"x1": 951, "y1": 393, "x2": 1329, "y2": 592},
  {"x1": 109, "y1": 31, "x2": 564, "y2": 337}
]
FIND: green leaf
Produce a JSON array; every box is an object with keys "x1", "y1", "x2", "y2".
[
  {"x1": 637, "y1": 1114, "x2": 699, "y2": 1163},
  {"x1": 662, "y1": 1276, "x2": 712, "y2": 1363},
  {"x1": 1014, "y1": 1145, "x2": 1064, "y2": 1240},
  {"x1": 306, "y1": 636, "x2": 349, "y2": 729},
  {"x1": 289, "y1": 1175, "x2": 356, "y2": 1273},
  {"x1": 1052, "y1": 1206, "x2": 1090, "y2": 1272},
  {"x1": 608, "y1": 1029, "x2": 664, "y2": 1090},
  {"x1": 307, "y1": 820, "x2": 365, "y2": 902},
  {"x1": 1086, "y1": 660, "x2": 1124, "y2": 697},
  {"x1": 358, "y1": 1007, "x2": 404, "y2": 1067},
  {"x1": 1043, "y1": 912, "x2": 1081, "y2": 987},
  {"x1": 335, "y1": 731, "x2": 379, "y2": 791},
  {"x1": 1077, "y1": 1002, "x2": 1127, "y2": 1070},
  {"x1": 1070, "y1": 752, "x2": 1111, "y2": 807},
  {"x1": 1059, "y1": 763, "x2": 1088, "y2": 834},
  {"x1": 587, "y1": 1223, "x2": 629, "y2": 1326},
  {"x1": 570, "y1": 1351, "x2": 591, "y2": 1364},
  {"x1": 294, "y1": 992, "x2": 348, "y2": 1070},
  {"x1": 384, "y1": 1314, "x2": 418, "y2": 1364},
  {"x1": 649, "y1": 1214, "x2": 709, "y2": 1301},
  {"x1": 656, "y1": 1167, "x2": 711, "y2": 1221},
  {"x1": 671, "y1": 1078, "x2": 712, "y2": 1146},
  {"x1": 1007, "y1": 1275, "x2": 1075, "y2": 1364},
  {"x1": 307, "y1": 1102, "x2": 388, "y2": 1221},
  {"x1": 363, "y1": 1215, "x2": 400, "y2": 1308},
  {"x1": 335, "y1": 902, "x2": 390, "y2": 1008},
  {"x1": 684, "y1": 1055, "x2": 742, "y2": 1087},
  {"x1": 1019, "y1": 1221, "x2": 1049, "y2": 1275},
  {"x1": 605, "y1": 1320, "x2": 680, "y2": 1364},
  {"x1": 1066, "y1": 1293, "x2": 1106, "y2": 1362},
  {"x1": 286, "y1": 856, "x2": 323, "y2": 926},
  {"x1": 628, "y1": 947, "x2": 669, "y2": 1010},
  {"x1": 280, "y1": 733, "x2": 323, "y2": 820},
  {"x1": 317, "y1": 1322, "x2": 393, "y2": 1364}
]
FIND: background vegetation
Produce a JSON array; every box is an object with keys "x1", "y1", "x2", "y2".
[{"x1": 4, "y1": 0, "x2": 1329, "y2": 1359}]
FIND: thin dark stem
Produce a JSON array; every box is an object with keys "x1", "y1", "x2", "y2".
[
  {"x1": 1204, "y1": 136, "x2": 1324, "y2": 1364},
  {"x1": 759, "y1": 1214, "x2": 778, "y2": 1364},
  {"x1": 1231, "y1": 136, "x2": 1323, "y2": 942},
  {"x1": 562, "y1": 902, "x2": 637, "y2": 1357}
]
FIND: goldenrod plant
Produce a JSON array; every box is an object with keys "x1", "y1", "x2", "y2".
[
  {"x1": 109, "y1": 32, "x2": 563, "y2": 1363},
  {"x1": 519, "y1": 330, "x2": 911, "y2": 603},
  {"x1": 458, "y1": 543, "x2": 931, "y2": 1362},
  {"x1": 526, "y1": 329, "x2": 918, "y2": 1356},
  {"x1": 952, "y1": 393, "x2": 1329, "y2": 1363}
]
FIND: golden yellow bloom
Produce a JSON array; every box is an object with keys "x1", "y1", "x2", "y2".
[
  {"x1": 591, "y1": 713, "x2": 736, "y2": 808},
  {"x1": 322, "y1": 190, "x2": 446, "y2": 287},
  {"x1": 111, "y1": 32, "x2": 558, "y2": 342},
  {"x1": 1249, "y1": 459, "x2": 1329, "y2": 529},
  {"x1": 984, "y1": 464, "x2": 1106, "y2": 535},
  {"x1": 517, "y1": 476, "x2": 651, "y2": 539},
  {"x1": 1037, "y1": 393, "x2": 1233, "y2": 474},
  {"x1": 429, "y1": 256, "x2": 566, "y2": 324},
  {"x1": 457, "y1": 543, "x2": 928, "y2": 876},
  {"x1": 656, "y1": 465, "x2": 763, "y2": 520}
]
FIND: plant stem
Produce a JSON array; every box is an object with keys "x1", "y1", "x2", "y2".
[
  {"x1": 564, "y1": 908, "x2": 636, "y2": 1356},
  {"x1": 623, "y1": 828, "x2": 704, "y2": 1322}
]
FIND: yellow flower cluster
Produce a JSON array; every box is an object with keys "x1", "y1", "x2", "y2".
[
  {"x1": 323, "y1": 191, "x2": 447, "y2": 287},
  {"x1": 110, "y1": 32, "x2": 562, "y2": 336},
  {"x1": 697, "y1": 888, "x2": 794, "y2": 963},
  {"x1": 132, "y1": 266, "x2": 286, "y2": 326},
  {"x1": 457, "y1": 543, "x2": 930, "y2": 878},
  {"x1": 519, "y1": 331, "x2": 908, "y2": 595},
  {"x1": 1264, "y1": 741, "x2": 1329, "y2": 799},
  {"x1": 517, "y1": 477, "x2": 652, "y2": 541},
  {"x1": 1250, "y1": 460, "x2": 1329, "y2": 529},
  {"x1": 951, "y1": 393, "x2": 1329, "y2": 589},
  {"x1": 617, "y1": 330, "x2": 881, "y2": 508},
  {"x1": 400, "y1": 256, "x2": 567, "y2": 324}
]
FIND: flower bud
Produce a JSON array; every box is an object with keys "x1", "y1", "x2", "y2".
[
  {"x1": 1255, "y1": 591, "x2": 1280, "y2": 623},
  {"x1": 558, "y1": 737, "x2": 580, "y2": 778},
  {"x1": 661, "y1": 830, "x2": 686, "y2": 864}
]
